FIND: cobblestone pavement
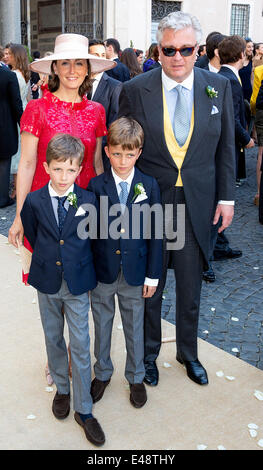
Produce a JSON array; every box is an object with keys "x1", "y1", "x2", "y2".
[{"x1": 1, "y1": 147, "x2": 262, "y2": 371}]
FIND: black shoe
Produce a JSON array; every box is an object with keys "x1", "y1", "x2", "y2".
[
  {"x1": 213, "y1": 249, "x2": 242, "y2": 261},
  {"x1": 90, "y1": 377, "x2": 111, "y2": 403},
  {"x1": 202, "y1": 266, "x2": 216, "y2": 282},
  {"x1": 74, "y1": 412, "x2": 105, "y2": 446},
  {"x1": 0, "y1": 198, "x2": 15, "y2": 209},
  {"x1": 129, "y1": 383, "x2": 147, "y2": 408},
  {"x1": 176, "y1": 356, "x2": 208, "y2": 385},
  {"x1": 52, "y1": 391, "x2": 70, "y2": 419},
  {"x1": 143, "y1": 361, "x2": 159, "y2": 386}
]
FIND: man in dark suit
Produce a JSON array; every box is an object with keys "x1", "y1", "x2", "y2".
[
  {"x1": 119, "y1": 11, "x2": 236, "y2": 387},
  {"x1": 89, "y1": 39, "x2": 122, "y2": 170},
  {"x1": 0, "y1": 66, "x2": 23, "y2": 208},
  {"x1": 105, "y1": 38, "x2": 130, "y2": 82}
]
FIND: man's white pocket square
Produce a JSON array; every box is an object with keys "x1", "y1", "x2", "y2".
[
  {"x1": 134, "y1": 194, "x2": 148, "y2": 203},
  {"x1": 75, "y1": 206, "x2": 86, "y2": 216},
  {"x1": 211, "y1": 105, "x2": 219, "y2": 115}
]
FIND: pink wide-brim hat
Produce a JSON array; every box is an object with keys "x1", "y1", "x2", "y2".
[{"x1": 29, "y1": 33, "x2": 116, "y2": 74}]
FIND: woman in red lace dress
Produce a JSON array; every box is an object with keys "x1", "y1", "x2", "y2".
[{"x1": 9, "y1": 34, "x2": 115, "y2": 254}]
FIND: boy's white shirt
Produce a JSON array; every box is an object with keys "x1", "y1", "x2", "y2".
[{"x1": 111, "y1": 168, "x2": 158, "y2": 287}]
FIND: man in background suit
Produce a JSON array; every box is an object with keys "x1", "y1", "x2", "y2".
[
  {"x1": 105, "y1": 38, "x2": 130, "y2": 82},
  {"x1": 0, "y1": 65, "x2": 23, "y2": 208},
  {"x1": 89, "y1": 39, "x2": 122, "y2": 170},
  {"x1": 119, "y1": 11, "x2": 236, "y2": 387}
]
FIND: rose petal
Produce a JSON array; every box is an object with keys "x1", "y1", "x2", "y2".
[
  {"x1": 163, "y1": 362, "x2": 172, "y2": 368},
  {"x1": 225, "y1": 376, "x2": 235, "y2": 381},
  {"x1": 203, "y1": 330, "x2": 209, "y2": 334},
  {"x1": 253, "y1": 266, "x2": 259, "y2": 270},
  {"x1": 216, "y1": 371, "x2": 224, "y2": 377},
  {"x1": 248, "y1": 423, "x2": 259, "y2": 430},
  {"x1": 254, "y1": 390, "x2": 263, "y2": 401},
  {"x1": 257, "y1": 439, "x2": 263, "y2": 448},
  {"x1": 217, "y1": 445, "x2": 226, "y2": 450},
  {"x1": 45, "y1": 386, "x2": 54, "y2": 392},
  {"x1": 32, "y1": 299, "x2": 37, "y2": 304},
  {"x1": 249, "y1": 429, "x2": 257, "y2": 438},
  {"x1": 211, "y1": 307, "x2": 216, "y2": 311},
  {"x1": 231, "y1": 348, "x2": 239, "y2": 353},
  {"x1": 27, "y1": 414, "x2": 36, "y2": 420},
  {"x1": 231, "y1": 317, "x2": 239, "y2": 322},
  {"x1": 197, "y1": 444, "x2": 207, "y2": 450}
]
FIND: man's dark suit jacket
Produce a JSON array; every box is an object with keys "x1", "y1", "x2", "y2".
[
  {"x1": 88, "y1": 167, "x2": 163, "y2": 286},
  {"x1": 21, "y1": 183, "x2": 97, "y2": 296},
  {"x1": 118, "y1": 66, "x2": 236, "y2": 264},
  {"x1": 0, "y1": 67, "x2": 23, "y2": 158},
  {"x1": 106, "y1": 58, "x2": 130, "y2": 82},
  {"x1": 91, "y1": 72, "x2": 122, "y2": 170},
  {"x1": 219, "y1": 65, "x2": 250, "y2": 178}
]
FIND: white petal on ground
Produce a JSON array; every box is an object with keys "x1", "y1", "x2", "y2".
[
  {"x1": 163, "y1": 362, "x2": 172, "y2": 368},
  {"x1": 211, "y1": 307, "x2": 216, "y2": 311},
  {"x1": 216, "y1": 371, "x2": 224, "y2": 377},
  {"x1": 249, "y1": 429, "x2": 258, "y2": 438},
  {"x1": 257, "y1": 439, "x2": 263, "y2": 448},
  {"x1": 254, "y1": 390, "x2": 263, "y2": 401},
  {"x1": 45, "y1": 386, "x2": 54, "y2": 392},
  {"x1": 197, "y1": 444, "x2": 207, "y2": 450},
  {"x1": 203, "y1": 330, "x2": 209, "y2": 334},
  {"x1": 32, "y1": 299, "x2": 37, "y2": 304},
  {"x1": 248, "y1": 423, "x2": 259, "y2": 430},
  {"x1": 217, "y1": 445, "x2": 226, "y2": 450},
  {"x1": 27, "y1": 414, "x2": 36, "y2": 420},
  {"x1": 253, "y1": 266, "x2": 259, "y2": 270},
  {"x1": 231, "y1": 347, "x2": 239, "y2": 353},
  {"x1": 225, "y1": 376, "x2": 235, "y2": 381},
  {"x1": 231, "y1": 317, "x2": 239, "y2": 321}
]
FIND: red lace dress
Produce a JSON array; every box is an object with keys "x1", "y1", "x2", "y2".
[{"x1": 20, "y1": 89, "x2": 107, "y2": 283}]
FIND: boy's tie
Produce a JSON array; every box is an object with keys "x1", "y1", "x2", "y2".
[
  {"x1": 173, "y1": 85, "x2": 189, "y2": 146},
  {"x1": 119, "y1": 181, "x2": 129, "y2": 209},
  {"x1": 56, "y1": 196, "x2": 68, "y2": 231}
]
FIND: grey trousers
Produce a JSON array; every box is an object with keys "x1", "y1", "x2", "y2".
[
  {"x1": 37, "y1": 278, "x2": 93, "y2": 414},
  {"x1": 90, "y1": 268, "x2": 145, "y2": 384}
]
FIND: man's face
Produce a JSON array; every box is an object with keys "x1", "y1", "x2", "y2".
[
  {"x1": 89, "y1": 44, "x2": 106, "y2": 59},
  {"x1": 158, "y1": 27, "x2": 198, "y2": 82}
]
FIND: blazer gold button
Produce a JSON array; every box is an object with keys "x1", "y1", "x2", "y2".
[
  {"x1": 116, "y1": 250, "x2": 121, "y2": 255},
  {"x1": 56, "y1": 261, "x2": 62, "y2": 266},
  {"x1": 60, "y1": 240, "x2": 64, "y2": 245}
]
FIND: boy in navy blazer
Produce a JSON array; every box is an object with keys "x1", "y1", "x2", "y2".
[
  {"x1": 20, "y1": 134, "x2": 105, "y2": 447},
  {"x1": 88, "y1": 117, "x2": 162, "y2": 409}
]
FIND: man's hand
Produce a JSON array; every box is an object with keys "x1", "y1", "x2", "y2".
[
  {"x1": 245, "y1": 138, "x2": 255, "y2": 149},
  {"x1": 213, "y1": 204, "x2": 234, "y2": 233},
  {"x1": 142, "y1": 285, "x2": 157, "y2": 298}
]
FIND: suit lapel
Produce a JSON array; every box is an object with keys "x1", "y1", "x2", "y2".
[
  {"x1": 103, "y1": 170, "x2": 120, "y2": 207},
  {"x1": 40, "y1": 185, "x2": 60, "y2": 238},
  {"x1": 93, "y1": 73, "x2": 107, "y2": 102},
  {"x1": 183, "y1": 68, "x2": 213, "y2": 166},
  {"x1": 126, "y1": 168, "x2": 143, "y2": 207},
  {"x1": 61, "y1": 184, "x2": 83, "y2": 237}
]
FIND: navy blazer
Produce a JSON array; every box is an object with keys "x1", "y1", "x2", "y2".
[
  {"x1": 106, "y1": 58, "x2": 130, "y2": 82},
  {"x1": 87, "y1": 168, "x2": 163, "y2": 286},
  {"x1": 21, "y1": 183, "x2": 97, "y2": 295}
]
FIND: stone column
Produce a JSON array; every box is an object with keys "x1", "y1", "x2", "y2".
[{"x1": 0, "y1": 0, "x2": 21, "y2": 46}]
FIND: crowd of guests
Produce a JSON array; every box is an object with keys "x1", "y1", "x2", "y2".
[{"x1": 1, "y1": 10, "x2": 263, "y2": 447}]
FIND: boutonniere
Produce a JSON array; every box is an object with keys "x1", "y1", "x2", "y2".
[
  {"x1": 67, "y1": 192, "x2": 78, "y2": 210},
  {"x1": 131, "y1": 182, "x2": 147, "y2": 202},
  {"x1": 206, "y1": 85, "x2": 218, "y2": 98}
]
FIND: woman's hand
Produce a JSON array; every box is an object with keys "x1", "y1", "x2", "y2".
[{"x1": 8, "y1": 215, "x2": 24, "y2": 248}]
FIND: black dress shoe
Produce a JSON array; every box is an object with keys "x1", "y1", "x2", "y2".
[
  {"x1": 74, "y1": 412, "x2": 105, "y2": 446},
  {"x1": 176, "y1": 356, "x2": 208, "y2": 385},
  {"x1": 52, "y1": 391, "x2": 70, "y2": 419},
  {"x1": 202, "y1": 266, "x2": 216, "y2": 282},
  {"x1": 90, "y1": 377, "x2": 111, "y2": 403},
  {"x1": 213, "y1": 249, "x2": 242, "y2": 261},
  {"x1": 143, "y1": 361, "x2": 159, "y2": 386}
]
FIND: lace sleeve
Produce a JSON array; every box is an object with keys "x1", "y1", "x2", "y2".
[{"x1": 20, "y1": 99, "x2": 45, "y2": 138}]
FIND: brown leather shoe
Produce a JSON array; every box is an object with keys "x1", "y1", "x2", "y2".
[
  {"x1": 52, "y1": 391, "x2": 70, "y2": 419},
  {"x1": 74, "y1": 412, "x2": 105, "y2": 446},
  {"x1": 129, "y1": 383, "x2": 147, "y2": 408},
  {"x1": 90, "y1": 377, "x2": 110, "y2": 403}
]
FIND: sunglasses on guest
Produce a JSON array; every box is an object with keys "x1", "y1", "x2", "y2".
[{"x1": 161, "y1": 44, "x2": 197, "y2": 57}]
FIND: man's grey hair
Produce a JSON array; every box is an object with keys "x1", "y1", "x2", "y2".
[{"x1": 157, "y1": 11, "x2": 203, "y2": 45}]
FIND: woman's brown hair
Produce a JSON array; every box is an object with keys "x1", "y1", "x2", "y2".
[
  {"x1": 8, "y1": 43, "x2": 31, "y2": 83},
  {"x1": 48, "y1": 59, "x2": 92, "y2": 97}
]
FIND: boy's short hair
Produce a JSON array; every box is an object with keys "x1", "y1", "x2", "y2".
[
  {"x1": 107, "y1": 117, "x2": 144, "y2": 150},
  {"x1": 218, "y1": 35, "x2": 246, "y2": 65},
  {"x1": 46, "y1": 133, "x2": 85, "y2": 165}
]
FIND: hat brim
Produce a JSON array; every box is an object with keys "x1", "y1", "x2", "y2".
[{"x1": 29, "y1": 52, "x2": 116, "y2": 75}]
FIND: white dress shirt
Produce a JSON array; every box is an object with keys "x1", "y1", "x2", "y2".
[
  {"x1": 91, "y1": 72, "x2": 103, "y2": 99},
  {"x1": 111, "y1": 168, "x2": 158, "y2": 287}
]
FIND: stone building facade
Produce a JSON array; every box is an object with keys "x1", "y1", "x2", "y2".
[{"x1": 0, "y1": 0, "x2": 262, "y2": 55}]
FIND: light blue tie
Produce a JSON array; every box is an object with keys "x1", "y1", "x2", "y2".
[
  {"x1": 119, "y1": 181, "x2": 129, "y2": 210},
  {"x1": 173, "y1": 85, "x2": 190, "y2": 147}
]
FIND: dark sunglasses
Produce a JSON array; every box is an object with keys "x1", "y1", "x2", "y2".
[{"x1": 161, "y1": 44, "x2": 197, "y2": 57}]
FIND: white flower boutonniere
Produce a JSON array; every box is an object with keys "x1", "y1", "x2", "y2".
[
  {"x1": 67, "y1": 192, "x2": 78, "y2": 210},
  {"x1": 132, "y1": 182, "x2": 147, "y2": 202},
  {"x1": 206, "y1": 85, "x2": 218, "y2": 98}
]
